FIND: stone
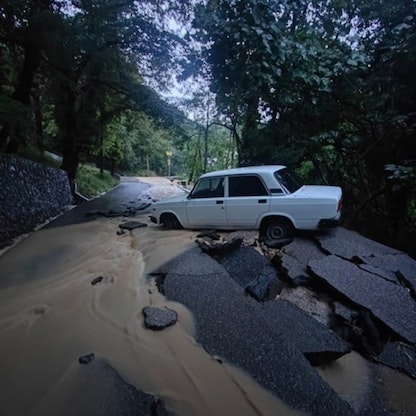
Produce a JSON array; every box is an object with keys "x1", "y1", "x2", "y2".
[
  {"x1": 0, "y1": 155, "x2": 71, "y2": 247},
  {"x1": 309, "y1": 255, "x2": 416, "y2": 344},
  {"x1": 263, "y1": 299, "x2": 351, "y2": 365},
  {"x1": 91, "y1": 276, "x2": 104, "y2": 285},
  {"x1": 142, "y1": 306, "x2": 177, "y2": 330},
  {"x1": 196, "y1": 230, "x2": 220, "y2": 240},
  {"x1": 245, "y1": 264, "x2": 284, "y2": 301},
  {"x1": 119, "y1": 221, "x2": 148, "y2": 230},
  {"x1": 79, "y1": 353, "x2": 95, "y2": 364},
  {"x1": 196, "y1": 235, "x2": 243, "y2": 256},
  {"x1": 262, "y1": 237, "x2": 293, "y2": 249}
]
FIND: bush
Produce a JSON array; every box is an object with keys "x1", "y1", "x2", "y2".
[{"x1": 76, "y1": 164, "x2": 119, "y2": 198}]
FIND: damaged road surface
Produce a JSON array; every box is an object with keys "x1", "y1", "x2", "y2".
[
  {"x1": 160, "y1": 248, "x2": 354, "y2": 416},
  {"x1": 2, "y1": 173, "x2": 416, "y2": 416},
  {"x1": 154, "y1": 227, "x2": 416, "y2": 415}
]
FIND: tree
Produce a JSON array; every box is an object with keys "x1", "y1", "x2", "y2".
[
  {"x1": 192, "y1": 0, "x2": 416, "y2": 254},
  {"x1": 1, "y1": 0, "x2": 193, "y2": 183}
]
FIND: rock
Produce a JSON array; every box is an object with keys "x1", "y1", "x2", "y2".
[
  {"x1": 142, "y1": 306, "x2": 177, "y2": 330},
  {"x1": 195, "y1": 238, "x2": 224, "y2": 255},
  {"x1": 104, "y1": 210, "x2": 124, "y2": 217},
  {"x1": 263, "y1": 299, "x2": 351, "y2": 365},
  {"x1": 196, "y1": 235, "x2": 243, "y2": 256},
  {"x1": 245, "y1": 264, "x2": 284, "y2": 301},
  {"x1": 222, "y1": 235, "x2": 244, "y2": 253},
  {"x1": 116, "y1": 230, "x2": 125, "y2": 236},
  {"x1": 309, "y1": 255, "x2": 416, "y2": 344},
  {"x1": 163, "y1": 249, "x2": 354, "y2": 416},
  {"x1": 91, "y1": 276, "x2": 104, "y2": 285},
  {"x1": 196, "y1": 230, "x2": 220, "y2": 240},
  {"x1": 79, "y1": 353, "x2": 95, "y2": 364},
  {"x1": 119, "y1": 221, "x2": 147, "y2": 230},
  {"x1": 378, "y1": 342, "x2": 416, "y2": 379},
  {"x1": 262, "y1": 237, "x2": 293, "y2": 249}
]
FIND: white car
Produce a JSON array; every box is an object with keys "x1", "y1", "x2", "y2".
[{"x1": 150, "y1": 165, "x2": 342, "y2": 239}]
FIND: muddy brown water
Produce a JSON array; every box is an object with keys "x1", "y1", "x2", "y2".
[{"x1": 0, "y1": 215, "x2": 415, "y2": 415}]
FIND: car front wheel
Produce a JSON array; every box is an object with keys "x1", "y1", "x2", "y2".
[
  {"x1": 263, "y1": 218, "x2": 294, "y2": 240},
  {"x1": 162, "y1": 214, "x2": 181, "y2": 229}
]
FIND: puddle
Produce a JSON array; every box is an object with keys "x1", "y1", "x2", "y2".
[
  {"x1": 317, "y1": 350, "x2": 416, "y2": 415},
  {"x1": 0, "y1": 216, "x2": 302, "y2": 416}
]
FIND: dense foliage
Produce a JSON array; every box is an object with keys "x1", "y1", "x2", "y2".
[
  {"x1": 191, "y1": 0, "x2": 416, "y2": 254},
  {"x1": 0, "y1": 0, "x2": 193, "y2": 181}
]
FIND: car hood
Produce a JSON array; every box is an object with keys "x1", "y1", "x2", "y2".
[
  {"x1": 153, "y1": 193, "x2": 188, "y2": 205},
  {"x1": 294, "y1": 185, "x2": 342, "y2": 199}
]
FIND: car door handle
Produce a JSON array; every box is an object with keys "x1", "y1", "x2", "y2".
[
  {"x1": 258, "y1": 199, "x2": 267, "y2": 204},
  {"x1": 216, "y1": 200, "x2": 224, "y2": 204}
]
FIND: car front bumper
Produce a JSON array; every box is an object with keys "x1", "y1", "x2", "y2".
[{"x1": 149, "y1": 215, "x2": 157, "y2": 224}]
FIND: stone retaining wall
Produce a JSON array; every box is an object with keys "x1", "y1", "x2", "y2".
[{"x1": 0, "y1": 154, "x2": 72, "y2": 248}]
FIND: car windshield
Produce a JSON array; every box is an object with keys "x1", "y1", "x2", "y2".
[
  {"x1": 274, "y1": 168, "x2": 303, "y2": 193},
  {"x1": 188, "y1": 176, "x2": 224, "y2": 199}
]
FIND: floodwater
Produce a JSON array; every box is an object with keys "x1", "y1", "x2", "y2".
[
  {"x1": 0, "y1": 216, "x2": 301, "y2": 416},
  {"x1": 0, "y1": 206, "x2": 415, "y2": 415}
]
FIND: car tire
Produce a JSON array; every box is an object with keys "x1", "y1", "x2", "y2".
[
  {"x1": 162, "y1": 214, "x2": 181, "y2": 230},
  {"x1": 263, "y1": 218, "x2": 294, "y2": 240}
]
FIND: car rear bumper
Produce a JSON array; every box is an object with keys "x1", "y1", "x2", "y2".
[{"x1": 318, "y1": 218, "x2": 340, "y2": 228}]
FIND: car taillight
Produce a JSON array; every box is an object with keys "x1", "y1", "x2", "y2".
[{"x1": 337, "y1": 198, "x2": 343, "y2": 212}]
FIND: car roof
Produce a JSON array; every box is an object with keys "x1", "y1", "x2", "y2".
[{"x1": 200, "y1": 165, "x2": 286, "y2": 178}]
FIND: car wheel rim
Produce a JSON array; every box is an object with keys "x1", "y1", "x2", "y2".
[{"x1": 268, "y1": 224, "x2": 286, "y2": 239}]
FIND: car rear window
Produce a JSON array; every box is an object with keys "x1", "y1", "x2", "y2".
[{"x1": 274, "y1": 168, "x2": 303, "y2": 193}]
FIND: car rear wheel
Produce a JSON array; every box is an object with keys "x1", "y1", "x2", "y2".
[
  {"x1": 162, "y1": 214, "x2": 181, "y2": 229},
  {"x1": 262, "y1": 218, "x2": 294, "y2": 240}
]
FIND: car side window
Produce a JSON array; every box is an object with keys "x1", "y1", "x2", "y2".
[
  {"x1": 190, "y1": 177, "x2": 224, "y2": 198},
  {"x1": 229, "y1": 175, "x2": 269, "y2": 197}
]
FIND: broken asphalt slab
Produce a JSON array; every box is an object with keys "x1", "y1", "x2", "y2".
[
  {"x1": 279, "y1": 238, "x2": 326, "y2": 285},
  {"x1": 316, "y1": 228, "x2": 416, "y2": 293},
  {"x1": 308, "y1": 255, "x2": 416, "y2": 344},
  {"x1": 263, "y1": 299, "x2": 351, "y2": 365},
  {"x1": 34, "y1": 356, "x2": 172, "y2": 416},
  {"x1": 315, "y1": 228, "x2": 402, "y2": 259},
  {"x1": 162, "y1": 247, "x2": 354, "y2": 416},
  {"x1": 377, "y1": 341, "x2": 416, "y2": 379}
]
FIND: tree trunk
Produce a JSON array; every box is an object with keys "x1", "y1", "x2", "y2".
[
  {"x1": 32, "y1": 88, "x2": 44, "y2": 149},
  {"x1": 0, "y1": 0, "x2": 51, "y2": 152}
]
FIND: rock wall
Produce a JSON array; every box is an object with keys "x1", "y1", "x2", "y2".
[{"x1": 0, "y1": 154, "x2": 72, "y2": 248}]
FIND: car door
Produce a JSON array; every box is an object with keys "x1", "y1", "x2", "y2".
[
  {"x1": 186, "y1": 176, "x2": 227, "y2": 227},
  {"x1": 225, "y1": 175, "x2": 270, "y2": 227}
]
